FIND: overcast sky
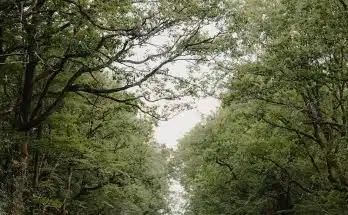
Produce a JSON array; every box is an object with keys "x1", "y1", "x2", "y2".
[
  {"x1": 131, "y1": 22, "x2": 222, "y2": 214},
  {"x1": 155, "y1": 97, "x2": 219, "y2": 215},
  {"x1": 152, "y1": 51, "x2": 221, "y2": 215},
  {"x1": 155, "y1": 97, "x2": 219, "y2": 148}
]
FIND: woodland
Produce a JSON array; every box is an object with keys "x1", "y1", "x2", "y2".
[{"x1": 0, "y1": 0, "x2": 348, "y2": 214}]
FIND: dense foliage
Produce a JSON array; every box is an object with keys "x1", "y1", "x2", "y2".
[
  {"x1": 0, "y1": 0, "x2": 225, "y2": 214},
  {"x1": 1, "y1": 76, "x2": 173, "y2": 214},
  {"x1": 176, "y1": 0, "x2": 348, "y2": 214},
  {"x1": 2, "y1": 0, "x2": 348, "y2": 214}
]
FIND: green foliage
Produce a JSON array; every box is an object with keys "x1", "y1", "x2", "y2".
[
  {"x1": 175, "y1": 0, "x2": 348, "y2": 214},
  {"x1": 2, "y1": 0, "x2": 348, "y2": 214},
  {"x1": 0, "y1": 0, "x2": 228, "y2": 213},
  {"x1": 25, "y1": 90, "x2": 172, "y2": 214},
  {"x1": 32, "y1": 197, "x2": 62, "y2": 209}
]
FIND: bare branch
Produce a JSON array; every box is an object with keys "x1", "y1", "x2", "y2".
[
  {"x1": 96, "y1": 94, "x2": 164, "y2": 120},
  {"x1": 64, "y1": 0, "x2": 136, "y2": 33},
  {"x1": 68, "y1": 52, "x2": 181, "y2": 94}
]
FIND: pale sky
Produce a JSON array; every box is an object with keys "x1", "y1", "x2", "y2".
[
  {"x1": 155, "y1": 97, "x2": 219, "y2": 148},
  {"x1": 127, "y1": 20, "x2": 222, "y2": 214},
  {"x1": 156, "y1": 97, "x2": 220, "y2": 215},
  {"x1": 152, "y1": 43, "x2": 221, "y2": 215}
]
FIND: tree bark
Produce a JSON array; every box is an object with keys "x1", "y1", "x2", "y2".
[{"x1": 8, "y1": 132, "x2": 29, "y2": 215}]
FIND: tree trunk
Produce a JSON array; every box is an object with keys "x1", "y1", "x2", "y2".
[{"x1": 7, "y1": 132, "x2": 29, "y2": 215}]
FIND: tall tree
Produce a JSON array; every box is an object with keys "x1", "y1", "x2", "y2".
[
  {"x1": 0, "y1": 0, "x2": 226, "y2": 213},
  {"x1": 175, "y1": 0, "x2": 348, "y2": 214}
]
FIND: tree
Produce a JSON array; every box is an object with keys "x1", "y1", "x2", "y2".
[
  {"x1": 2, "y1": 76, "x2": 172, "y2": 214},
  {"x1": 175, "y1": 0, "x2": 348, "y2": 214},
  {"x1": 223, "y1": 0, "x2": 348, "y2": 191},
  {"x1": 0, "y1": 0, "x2": 226, "y2": 213}
]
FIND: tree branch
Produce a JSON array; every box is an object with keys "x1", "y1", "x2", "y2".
[{"x1": 215, "y1": 157, "x2": 238, "y2": 180}]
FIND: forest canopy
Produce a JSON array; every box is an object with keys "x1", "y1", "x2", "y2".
[
  {"x1": 1, "y1": 0, "x2": 348, "y2": 214},
  {"x1": 0, "y1": 0, "x2": 226, "y2": 214},
  {"x1": 175, "y1": 0, "x2": 348, "y2": 214}
]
